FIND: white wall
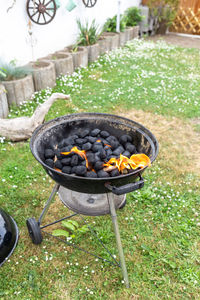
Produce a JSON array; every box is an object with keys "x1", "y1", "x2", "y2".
[{"x1": 0, "y1": 0, "x2": 140, "y2": 65}]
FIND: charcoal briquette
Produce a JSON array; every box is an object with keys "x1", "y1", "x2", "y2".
[
  {"x1": 113, "y1": 146, "x2": 125, "y2": 156},
  {"x1": 92, "y1": 144, "x2": 103, "y2": 152},
  {"x1": 71, "y1": 155, "x2": 79, "y2": 166},
  {"x1": 61, "y1": 157, "x2": 71, "y2": 166},
  {"x1": 87, "y1": 152, "x2": 95, "y2": 164},
  {"x1": 94, "y1": 161, "x2": 104, "y2": 171},
  {"x1": 106, "y1": 135, "x2": 118, "y2": 143},
  {"x1": 122, "y1": 150, "x2": 131, "y2": 157},
  {"x1": 82, "y1": 142, "x2": 92, "y2": 151},
  {"x1": 45, "y1": 159, "x2": 54, "y2": 168},
  {"x1": 54, "y1": 149, "x2": 62, "y2": 160},
  {"x1": 80, "y1": 160, "x2": 87, "y2": 167},
  {"x1": 79, "y1": 129, "x2": 90, "y2": 138},
  {"x1": 100, "y1": 131, "x2": 110, "y2": 138},
  {"x1": 63, "y1": 136, "x2": 76, "y2": 146},
  {"x1": 62, "y1": 166, "x2": 72, "y2": 174},
  {"x1": 87, "y1": 136, "x2": 98, "y2": 143},
  {"x1": 99, "y1": 149, "x2": 106, "y2": 159},
  {"x1": 75, "y1": 138, "x2": 87, "y2": 145},
  {"x1": 104, "y1": 145, "x2": 111, "y2": 150},
  {"x1": 94, "y1": 153, "x2": 101, "y2": 161},
  {"x1": 119, "y1": 134, "x2": 132, "y2": 145},
  {"x1": 54, "y1": 160, "x2": 63, "y2": 169},
  {"x1": 71, "y1": 166, "x2": 77, "y2": 174},
  {"x1": 110, "y1": 169, "x2": 120, "y2": 177},
  {"x1": 97, "y1": 170, "x2": 110, "y2": 178},
  {"x1": 125, "y1": 143, "x2": 136, "y2": 153},
  {"x1": 90, "y1": 128, "x2": 101, "y2": 136},
  {"x1": 75, "y1": 166, "x2": 87, "y2": 176},
  {"x1": 85, "y1": 171, "x2": 97, "y2": 178},
  {"x1": 44, "y1": 149, "x2": 55, "y2": 159},
  {"x1": 106, "y1": 148, "x2": 113, "y2": 157},
  {"x1": 110, "y1": 140, "x2": 119, "y2": 150}
]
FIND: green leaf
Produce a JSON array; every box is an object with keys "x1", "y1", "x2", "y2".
[
  {"x1": 67, "y1": 219, "x2": 79, "y2": 229},
  {"x1": 78, "y1": 225, "x2": 89, "y2": 233},
  {"x1": 62, "y1": 221, "x2": 76, "y2": 231},
  {"x1": 52, "y1": 229, "x2": 69, "y2": 238}
]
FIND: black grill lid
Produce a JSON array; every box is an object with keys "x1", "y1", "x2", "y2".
[{"x1": 0, "y1": 208, "x2": 19, "y2": 267}]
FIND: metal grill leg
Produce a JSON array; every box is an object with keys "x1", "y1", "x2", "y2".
[{"x1": 107, "y1": 193, "x2": 130, "y2": 288}]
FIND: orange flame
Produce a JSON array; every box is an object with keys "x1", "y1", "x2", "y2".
[
  {"x1": 104, "y1": 153, "x2": 151, "y2": 173},
  {"x1": 61, "y1": 146, "x2": 88, "y2": 168}
]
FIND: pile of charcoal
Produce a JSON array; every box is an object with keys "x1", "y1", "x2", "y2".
[{"x1": 44, "y1": 128, "x2": 137, "y2": 178}]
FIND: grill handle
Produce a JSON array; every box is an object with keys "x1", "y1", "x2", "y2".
[{"x1": 105, "y1": 174, "x2": 144, "y2": 195}]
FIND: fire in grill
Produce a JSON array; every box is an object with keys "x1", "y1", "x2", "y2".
[
  {"x1": 30, "y1": 113, "x2": 158, "y2": 194},
  {"x1": 43, "y1": 127, "x2": 151, "y2": 179}
]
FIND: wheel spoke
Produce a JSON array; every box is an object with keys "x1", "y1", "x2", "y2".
[
  {"x1": 45, "y1": 0, "x2": 53, "y2": 7},
  {"x1": 43, "y1": 13, "x2": 47, "y2": 23},
  {"x1": 37, "y1": 12, "x2": 42, "y2": 23},
  {"x1": 89, "y1": 0, "x2": 93, "y2": 6},
  {"x1": 45, "y1": 7, "x2": 54, "y2": 10},
  {"x1": 44, "y1": 10, "x2": 51, "y2": 18},
  {"x1": 31, "y1": 10, "x2": 39, "y2": 18}
]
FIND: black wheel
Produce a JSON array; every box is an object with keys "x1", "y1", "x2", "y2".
[
  {"x1": 119, "y1": 198, "x2": 127, "y2": 210},
  {"x1": 26, "y1": 0, "x2": 57, "y2": 25},
  {"x1": 82, "y1": 0, "x2": 97, "y2": 8},
  {"x1": 26, "y1": 218, "x2": 43, "y2": 245}
]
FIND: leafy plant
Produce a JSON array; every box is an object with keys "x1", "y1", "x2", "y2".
[
  {"x1": 103, "y1": 15, "x2": 126, "y2": 33},
  {"x1": 52, "y1": 219, "x2": 89, "y2": 240},
  {"x1": 76, "y1": 19, "x2": 101, "y2": 46},
  {"x1": 124, "y1": 7, "x2": 143, "y2": 27},
  {"x1": 0, "y1": 60, "x2": 33, "y2": 81}
]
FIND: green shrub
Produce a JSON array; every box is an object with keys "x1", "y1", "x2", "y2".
[
  {"x1": 103, "y1": 15, "x2": 126, "y2": 32},
  {"x1": 76, "y1": 19, "x2": 101, "y2": 46},
  {"x1": 124, "y1": 7, "x2": 143, "y2": 27},
  {"x1": 0, "y1": 60, "x2": 32, "y2": 81}
]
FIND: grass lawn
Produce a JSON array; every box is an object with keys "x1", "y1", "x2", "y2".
[{"x1": 0, "y1": 39, "x2": 200, "y2": 299}]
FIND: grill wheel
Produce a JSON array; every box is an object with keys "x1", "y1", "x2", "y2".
[{"x1": 26, "y1": 218, "x2": 43, "y2": 245}]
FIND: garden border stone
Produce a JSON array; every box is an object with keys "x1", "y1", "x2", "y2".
[
  {"x1": 1, "y1": 74, "x2": 34, "y2": 107},
  {"x1": 0, "y1": 84, "x2": 9, "y2": 118},
  {"x1": 30, "y1": 60, "x2": 56, "y2": 91},
  {"x1": 102, "y1": 32, "x2": 119, "y2": 50},
  {"x1": 42, "y1": 52, "x2": 74, "y2": 77},
  {"x1": 98, "y1": 36, "x2": 110, "y2": 54},
  {"x1": 85, "y1": 43, "x2": 100, "y2": 62},
  {"x1": 63, "y1": 46, "x2": 88, "y2": 69}
]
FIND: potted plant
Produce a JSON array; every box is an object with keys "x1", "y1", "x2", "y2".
[
  {"x1": 0, "y1": 60, "x2": 34, "y2": 107},
  {"x1": 75, "y1": 19, "x2": 100, "y2": 63},
  {"x1": 29, "y1": 60, "x2": 56, "y2": 91},
  {"x1": 124, "y1": 7, "x2": 142, "y2": 39},
  {"x1": 39, "y1": 52, "x2": 74, "y2": 77},
  {"x1": 62, "y1": 45, "x2": 88, "y2": 70},
  {"x1": 102, "y1": 15, "x2": 126, "y2": 49}
]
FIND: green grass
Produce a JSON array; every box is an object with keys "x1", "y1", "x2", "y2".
[{"x1": 0, "y1": 39, "x2": 200, "y2": 299}]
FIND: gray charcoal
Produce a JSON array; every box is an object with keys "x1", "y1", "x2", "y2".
[
  {"x1": 113, "y1": 146, "x2": 124, "y2": 156},
  {"x1": 87, "y1": 152, "x2": 95, "y2": 164},
  {"x1": 122, "y1": 150, "x2": 131, "y2": 157},
  {"x1": 92, "y1": 143, "x2": 103, "y2": 152},
  {"x1": 71, "y1": 155, "x2": 79, "y2": 166},
  {"x1": 104, "y1": 145, "x2": 111, "y2": 150},
  {"x1": 110, "y1": 169, "x2": 120, "y2": 177},
  {"x1": 91, "y1": 128, "x2": 101, "y2": 136},
  {"x1": 100, "y1": 131, "x2": 110, "y2": 138},
  {"x1": 81, "y1": 160, "x2": 87, "y2": 167},
  {"x1": 106, "y1": 148, "x2": 113, "y2": 157},
  {"x1": 106, "y1": 135, "x2": 118, "y2": 143},
  {"x1": 99, "y1": 149, "x2": 106, "y2": 159},
  {"x1": 63, "y1": 136, "x2": 76, "y2": 145},
  {"x1": 97, "y1": 170, "x2": 110, "y2": 178},
  {"x1": 71, "y1": 166, "x2": 77, "y2": 173},
  {"x1": 45, "y1": 159, "x2": 54, "y2": 168},
  {"x1": 125, "y1": 143, "x2": 136, "y2": 154},
  {"x1": 82, "y1": 142, "x2": 92, "y2": 151},
  {"x1": 87, "y1": 136, "x2": 97, "y2": 143},
  {"x1": 44, "y1": 149, "x2": 55, "y2": 159},
  {"x1": 75, "y1": 138, "x2": 87, "y2": 145},
  {"x1": 85, "y1": 171, "x2": 97, "y2": 178},
  {"x1": 54, "y1": 160, "x2": 62, "y2": 169},
  {"x1": 110, "y1": 140, "x2": 119, "y2": 150},
  {"x1": 79, "y1": 129, "x2": 90, "y2": 138},
  {"x1": 55, "y1": 149, "x2": 62, "y2": 160},
  {"x1": 61, "y1": 157, "x2": 71, "y2": 165},
  {"x1": 94, "y1": 153, "x2": 101, "y2": 161},
  {"x1": 75, "y1": 165, "x2": 87, "y2": 176},
  {"x1": 62, "y1": 166, "x2": 71, "y2": 174},
  {"x1": 119, "y1": 134, "x2": 132, "y2": 145},
  {"x1": 94, "y1": 161, "x2": 104, "y2": 171}
]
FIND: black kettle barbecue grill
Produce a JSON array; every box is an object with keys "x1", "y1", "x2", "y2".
[{"x1": 26, "y1": 113, "x2": 158, "y2": 287}]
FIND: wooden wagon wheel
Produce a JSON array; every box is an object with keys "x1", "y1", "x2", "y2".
[
  {"x1": 82, "y1": 0, "x2": 97, "y2": 8},
  {"x1": 26, "y1": 0, "x2": 56, "y2": 25}
]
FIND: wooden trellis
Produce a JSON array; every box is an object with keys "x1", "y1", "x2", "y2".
[{"x1": 170, "y1": 7, "x2": 200, "y2": 35}]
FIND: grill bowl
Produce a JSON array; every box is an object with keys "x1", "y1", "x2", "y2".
[{"x1": 30, "y1": 113, "x2": 159, "y2": 194}]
